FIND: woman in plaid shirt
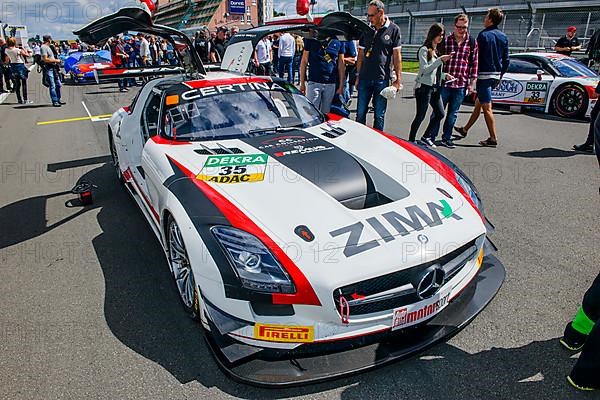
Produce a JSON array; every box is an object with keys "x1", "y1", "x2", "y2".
[{"x1": 423, "y1": 14, "x2": 478, "y2": 148}]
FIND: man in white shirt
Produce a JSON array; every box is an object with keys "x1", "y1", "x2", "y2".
[
  {"x1": 277, "y1": 32, "x2": 295, "y2": 83},
  {"x1": 254, "y1": 37, "x2": 272, "y2": 76},
  {"x1": 139, "y1": 34, "x2": 151, "y2": 66}
]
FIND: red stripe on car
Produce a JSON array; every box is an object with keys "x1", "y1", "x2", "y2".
[
  {"x1": 375, "y1": 130, "x2": 483, "y2": 221},
  {"x1": 126, "y1": 168, "x2": 160, "y2": 223},
  {"x1": 151, "y1": 136, "x2": 191, "y2": 145},
  {"x1": 167, "y1": 156, "x2": 321, "y2": 306}
]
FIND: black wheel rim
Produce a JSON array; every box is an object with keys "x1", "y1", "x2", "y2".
[{"x1": 557, "y1": 87, "x2": 584, "y2": 116}]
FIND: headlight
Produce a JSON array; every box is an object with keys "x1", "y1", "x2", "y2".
[
  {"x1": 212, "y1": 226, "x2": 295, "y2": 294},
  {"x1": 454, "y1": 168, "x2": 484, "y2": 215},
  {"x1": 418, "y1": 146, "x2": 484, "y2": 215}
]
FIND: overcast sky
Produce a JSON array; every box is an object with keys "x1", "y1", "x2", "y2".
[{"x1": 0, "y1": 0, "x2": 334, "y2": 39}]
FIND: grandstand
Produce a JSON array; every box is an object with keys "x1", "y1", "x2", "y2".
[{"x1": 339, "y1": 0, "x2": 600, "y2": 50}]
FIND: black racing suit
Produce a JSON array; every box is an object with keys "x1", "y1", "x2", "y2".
[{"x1": 570, "y1": 272, "x2": 600, "y2": 387}]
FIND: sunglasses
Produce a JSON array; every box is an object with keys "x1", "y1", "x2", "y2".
[{"x1": 455, "y1": 25, "x2": 468, "y2": 30}]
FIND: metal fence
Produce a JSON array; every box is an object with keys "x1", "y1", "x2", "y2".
[
  {"x1": 342, "y1": 2, "x2": 600, "y2": 50},
  {"x1": 388, "y1": 9, "x2": 600, "y2": 48}
]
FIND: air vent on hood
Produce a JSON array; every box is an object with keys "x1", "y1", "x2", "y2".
[
  {"x1": 195, "y1": 147, "x2": 244, "y2": 155},
  {"x1": 320, "y1": 125, "x2": 346, "y2": 139}
]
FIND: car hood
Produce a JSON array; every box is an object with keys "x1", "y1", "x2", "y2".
[{"x1": 159, "y1": 119, "x2": 484, "y2": 273}]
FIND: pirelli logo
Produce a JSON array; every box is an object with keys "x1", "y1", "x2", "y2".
[{"x1": 254, "y1": 324, "x2": 314, "y2": 343}]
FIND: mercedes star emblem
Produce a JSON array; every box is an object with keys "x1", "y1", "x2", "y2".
[{"x1": 416, "y1": 265, "x2": 446, "y2": 299}]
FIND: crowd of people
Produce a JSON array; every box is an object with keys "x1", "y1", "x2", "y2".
[{"x1": 0, "y1": 7, "x2": 597, "y2": 159}]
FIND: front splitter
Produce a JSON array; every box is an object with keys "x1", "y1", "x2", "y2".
[{"x1": 204, "y1": 254, "x2": 506, "y2": 387}]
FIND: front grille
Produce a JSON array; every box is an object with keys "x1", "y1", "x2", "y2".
[{"x1": 332, "y1": 237, "x2": 480, "y2": 316}]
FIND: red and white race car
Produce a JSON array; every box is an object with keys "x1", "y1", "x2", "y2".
[
  {"x1": 492, "y1": 52, "x2": 599, "y2": 119},
  {"x1": 75, "y1": 7, "x2": 505, "y2": 386}
]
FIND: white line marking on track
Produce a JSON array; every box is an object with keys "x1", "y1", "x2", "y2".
[
  {"x1": 81, "y1": 101, "x2": 93, "y2": 119},
  {"x1": 82, "y1": 101, "x2": 111, "y2": 122}
]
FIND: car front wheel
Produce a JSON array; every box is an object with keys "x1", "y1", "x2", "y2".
[{"x1": 167, "y1": 216, "x2": 200, "y2": 320}]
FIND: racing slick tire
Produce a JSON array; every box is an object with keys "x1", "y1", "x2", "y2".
[
  {"x1": 552, "y1": 83, "x2": 588, "y2": 119},
  {"x1": 166, "y1": 215, "x2": 201, "y2": 320},
  {"x1": 108, "y1": 128, "x2": 124, "y2": 184}
]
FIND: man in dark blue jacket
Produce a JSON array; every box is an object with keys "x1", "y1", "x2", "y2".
[{"x1": 454, "y1": 8, "x2": 509, "y2": 147}]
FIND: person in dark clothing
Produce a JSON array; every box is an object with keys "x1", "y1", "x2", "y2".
[
  {"x1": 573, "y1": 82, "x2": 600, "y2": 153},
  {"x1": 194, "y1": 30, "x2": 211, "y2": 64},
  {"x1": 561, "y1": 272, "x2": 600, "y2": 391},
  {"x1": 355, "y1": 0, "x2": 403, "y2": 131},
  {"x1": 0, "y1": 38, "x2": 13, "y2": 93},
  {"x1": 210, "y1": 27, "x2": 228, "y2": 63},
  {"x1": 555, "y1": 26, "x2": 581, "y2": 57},
  {"x1": 454, "y1": 8, "x2": 509, "y2": 147}
]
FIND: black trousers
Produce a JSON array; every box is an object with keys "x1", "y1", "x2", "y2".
[
  {"x1": 583, "y1": 99, "x2": 600, "y2": 146},
  {"x1": 13, "y1": 76, "x2": 27, "y2": 102},
  {"x1": 409, "y1": 85, "x2": 445, "y2": 142},
  {"x1": 0, "y1": 66, "x2": 12, "y2": 91},
  {"x1": 571, "y1": 272, "x2": 600, "y2": 384}
]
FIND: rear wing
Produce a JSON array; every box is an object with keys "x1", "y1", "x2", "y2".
[
  {"x1": 221, "y1": 12, "x2": 370, "y2": 73},
  {"x1": 92, "y1": 65, "x2": 185, "y2": 83}
]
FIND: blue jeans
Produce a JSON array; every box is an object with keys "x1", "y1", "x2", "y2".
[
  {"x1": 278, "y1": 56, "x2": 293, "y2": 83},
  {"x1": 428, "y1": 86, "x2": 467, "y2": 141},
  {"x1": 45, "y1": 67, "x2": 62, "y2": 103},
  {"x1": 356, "y1": 79, "x2": 388, "y2": 131}
]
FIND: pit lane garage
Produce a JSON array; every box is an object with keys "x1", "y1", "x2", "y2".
[
  {"x1": 73, "y1": 7, "x2": 506, "y2": 386},
  {"x1": 491, "y1": 53, "x2": 599, "y2": 119}
]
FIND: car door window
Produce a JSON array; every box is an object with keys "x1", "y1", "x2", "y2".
[
  {"x1": 141, "y1": 92, "x2": 161, "y2": 141},
  {"x1": 508, "y1": 59, "x2": 540, "y2": 74}
]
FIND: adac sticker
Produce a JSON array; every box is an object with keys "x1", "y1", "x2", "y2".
[
  {"x1": 196, "y1": 154, "x2": 268, "y2": 184},
  {"x1": 254, "y1": 323, "x2": 314, "y2": 343}
]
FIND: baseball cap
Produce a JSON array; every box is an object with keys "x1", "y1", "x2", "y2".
[{"x1": 567, "y1": 26, "x2": 577, "y2": 32}]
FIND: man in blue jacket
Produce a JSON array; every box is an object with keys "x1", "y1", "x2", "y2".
[{"x1": 454, "y1": 8, "x2": 509, "y2": 147}]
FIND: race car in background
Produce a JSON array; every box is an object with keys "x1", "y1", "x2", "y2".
[
  {"x1": 491, "y1": 53, "x2": 599, "y2": 119},
  {"x1": 63, "y1": 50, "x2": 115, "y2": 83},
  {"x1": 75, "y1": 7, "x2": 505, "y2": 386}
]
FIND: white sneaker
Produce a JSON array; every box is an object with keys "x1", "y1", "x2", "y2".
[{"x1": 421, "y1": 137, "x2": 436, "y2": 148}]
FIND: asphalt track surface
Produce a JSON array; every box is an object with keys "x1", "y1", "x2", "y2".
[{"x1": 0, "y1": 70, "x2": 599, "y2": 400}]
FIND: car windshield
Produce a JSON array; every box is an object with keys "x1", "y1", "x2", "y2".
[
  {"x1": 78, "y1": 55, "x2": 109, "y2": 64},
  {"x1": 552, "y1": 59, "x2": 597, "y2": 78},
  {"x1": 162, "y1": 86, "x2": 324, "y2": 141}
]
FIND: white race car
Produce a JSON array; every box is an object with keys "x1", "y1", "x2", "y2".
[
  {"x1": 491, "y1": 52, "x2": 599, "y2": 119},
  {"x1": 76, "y1": 8, "x2": 505, "y2": 386}
]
